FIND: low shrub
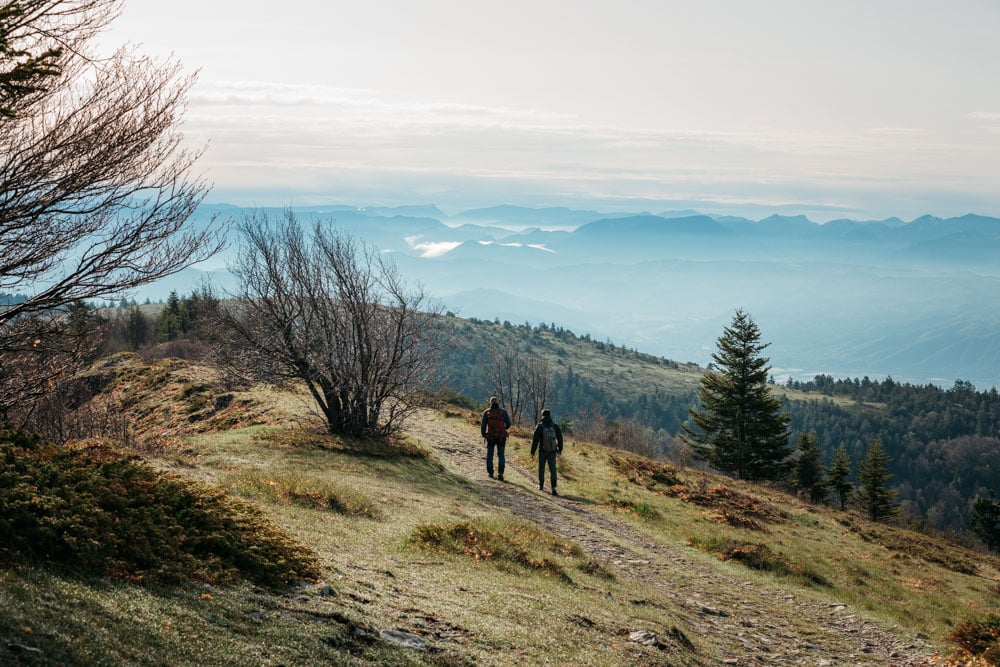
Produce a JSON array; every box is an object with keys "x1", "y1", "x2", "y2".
[
  {"x1": 947, "y1": 614, "x2": 1000, "y2": 665},
  {"x1": 0, "y1": 435, "x2": 320, "y2": 587},
  {"x1": 223, "y1": 470, "x2": 383, "y2": 520},
  {"x1": 409, "y1": 518, "x2": 583, "y2": 582},
  {"x1": 607, "y1": 451, "x2": 681, "y2": 489},
  {"x1": 689, "y1": 536, "x2": 830, "y2": 587}
]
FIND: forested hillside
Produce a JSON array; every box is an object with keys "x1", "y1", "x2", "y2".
[{"x1": 439, "y1": 316, "x2": 1000, "y2": 534}]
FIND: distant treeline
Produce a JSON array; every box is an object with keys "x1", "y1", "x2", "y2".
[
  {"x1": 437, "y1": 318, "x2": 1000, "y2": 533},
  {"x1": 784, "y1": 375, "x2": 1000, "y2": 531}
]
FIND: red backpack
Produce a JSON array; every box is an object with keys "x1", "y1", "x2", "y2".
[{"x1": 485, "y1": 407, "x2": 508, "y2": 442}]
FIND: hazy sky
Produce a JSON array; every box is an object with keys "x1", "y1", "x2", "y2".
[{"x1": 104, "y1": 0, "x2": 1000, "y2": 220}]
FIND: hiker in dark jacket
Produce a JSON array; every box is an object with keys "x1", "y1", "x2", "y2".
[
  {"x1": 480, "y1": 396, "x2": 511, "y2": 480},
  {"x1": 530, "y1": 408, "x2": 563, "y2": 495}
]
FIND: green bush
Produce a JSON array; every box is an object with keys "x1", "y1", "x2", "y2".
[{"x1": 0, "y1": 435, "x2": 320, "y2": 586}]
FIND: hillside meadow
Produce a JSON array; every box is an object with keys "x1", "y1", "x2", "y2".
[{"x1": 1, "y1": 354, "x2": 999, "y2": 665}]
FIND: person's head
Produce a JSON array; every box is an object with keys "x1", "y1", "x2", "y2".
[
  {"x1": 541, "y1": 408, "x2": 551, "y2": 420},
  {"x1": 490, "y1": 396, "x2": 499, "y2": 408}
]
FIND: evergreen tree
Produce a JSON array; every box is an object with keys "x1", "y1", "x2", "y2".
[
  {"x1": 683, "y1": 309, "x2": 791, "y2": 481},
  {"x1": 792, "y1": 430, "x2": 826, "y2": 503},
  {"x1": 826, "y1": 443, "x2": 853, "y2": 511},
  {"x1": 124, "y1": 306, "x2": 151, "y2": 351},
  {"x1": 156, "y1": 290, "x2": 182, "y2": 342},
  {"x1": 969, "y1": 491, "x2": 1000, "y2": 551},
  {"x1": 856, "y1": 438, "x2": 898, "y2": 521}
]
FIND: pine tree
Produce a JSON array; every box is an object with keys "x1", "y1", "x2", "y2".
[
  {"x1": 792, "y1": 430, "x2": 826, "y2": 503},
  {"x1": 856, "y1": 438, "x2": 898, "y2": 521},
  {"x1": 826, "y1": 444, "x2": 853, "y2": 511},
  {"x1": 683, "y1": 309, "x2": 791, "y2": 481},
  {"x1": 969, "y1": 491, "x2": 1000, "y2": 551}
]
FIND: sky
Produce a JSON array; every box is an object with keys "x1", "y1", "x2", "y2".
[{"x1": 102, "y1": 0, "x2": 1000, "y2": 221}]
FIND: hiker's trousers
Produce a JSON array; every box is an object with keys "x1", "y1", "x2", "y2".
[
  {"x1": 486, "y1": 438, "x2": 506, "y2": 476},
  {"x1": 537, "y1": 451, "x2": 557, "y2": 489}
]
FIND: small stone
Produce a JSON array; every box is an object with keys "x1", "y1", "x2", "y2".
[
  {"x1": 379, "y1": 629, "x2": 427, "y2": 651},
  {"x1": 629, "y1": 630, "x2": 660, "y2": 647}
]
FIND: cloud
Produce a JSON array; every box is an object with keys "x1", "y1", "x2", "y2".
[
  {"x1": 405, "y1": 238, "x2": 463, "y2": 258},
  {"x1": 969, "y1": 111, "x2": 1000, "y2": 122},
  {"x1": 867, "y1": 126, "x2": 927, "y2": 136},
  {"x1": 182, "y1": 79, "x2": 1000, "y2": 222}
]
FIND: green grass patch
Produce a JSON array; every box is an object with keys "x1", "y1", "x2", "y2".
[
  {"x1": 605, "y1": 497, "x2": 660, "y2": 520},
  {"x1": 408, "y1": 518, "x2": 584, "y2": 583},
  {"x1": 254, "y1": 425, "x2": 430, "y2": 460},
  {"x1": 837, "y1": 515, "x2": 992, "y2": 575},
  {"x1": 689, "y1": 536, "x2": 830, "y2": 588},
  {"x1": 0, "y1": 434, "x2": 320, "y2": 587},
  {"x1": 222, "y1": 469, "x2": 383, "y2": 519}
]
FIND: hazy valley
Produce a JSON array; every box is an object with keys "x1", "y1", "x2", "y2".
[{"x1": 169, "y1": 204, "x2": 1000, "y2": 390}]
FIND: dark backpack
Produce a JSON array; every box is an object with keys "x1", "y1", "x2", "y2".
[
  {"x1": 541, "y1": 424, "x2": 558, "y2": 452},
  {"x1": 485, "y1": 408, "x2": 507, "y2": 442}
]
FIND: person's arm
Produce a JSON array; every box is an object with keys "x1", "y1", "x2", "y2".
[
  {"x1": 480, "y1": 411, "x2": 487, "y2": 438},
  {"x1": 503, "y1": 409, "x2": 511, "y2": 428},
  {"x1": 556, "y1": 424, "x2": 564, "y2": 453},
  {"x1": 530, "y1": 425, "x2": 540, "y2": 457}
]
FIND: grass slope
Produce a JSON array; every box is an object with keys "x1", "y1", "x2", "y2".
[{"x1": 1, "y1": 355, "x2": 998, "y2": 665}]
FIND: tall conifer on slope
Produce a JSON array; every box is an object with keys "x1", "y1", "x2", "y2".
[
  {"x1": 683, "y1": 309, "x2": 791, "y2": 481},
  {"x1": 792, "y1": 430, "x2": 827, "y2": 503},
  {"x1": 826, "y1": 444, "x2": 853, "y2": 511},
  {"x1": 856, "y1": 438, "x2": 899, "y2": 521}
]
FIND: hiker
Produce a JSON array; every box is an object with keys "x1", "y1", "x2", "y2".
[
  {"x1": 531, "y1": 408, "x2": 564, "y2": 495},
  {"x1": 480, "y1": 396, "x2": 511, "y2": 480}
]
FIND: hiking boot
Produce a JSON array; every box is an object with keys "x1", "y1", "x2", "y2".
[
  {"x1": 497, "y1": 473, "x2": 504, "y2": 481},
  {"x1": 488, "y1": 472, "x2": 494, "y2": 479},
  {"x1": 539, "y1": 484, "x2": 544, "y2": 491},
  {"x1": 552, "y1": 488, "x2": 559, "y2": 496}
]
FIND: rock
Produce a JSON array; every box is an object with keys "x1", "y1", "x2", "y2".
[
  {"x1": 628, "y1": 631, "x2": 661, "y2": 647},
  {"x1": 379, "y1": 629, "x2": 427, "y2": 651},
  {"x1": 700, "y1": 605, "x2": 729, "y2": 617}
]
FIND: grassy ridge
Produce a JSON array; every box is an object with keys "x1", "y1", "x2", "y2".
[{"x1": 1, "y1": 356, "x2": 998, "y2": 665}]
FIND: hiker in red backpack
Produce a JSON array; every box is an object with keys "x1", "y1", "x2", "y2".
[
  {"x1": 480, "y1": 396, "x2": 511, "y2": 480},
  {"x1": 531, "y1": 408, "x2": 564, "y2": 495}
]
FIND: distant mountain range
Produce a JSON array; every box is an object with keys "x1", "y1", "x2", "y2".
[{"x1": 159, "y1": 204, "x2": 1000, "y2": 389}]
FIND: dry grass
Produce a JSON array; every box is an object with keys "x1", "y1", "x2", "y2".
[{"x1": 3, "y1": 357, "x2": 1000, "y2": 665}]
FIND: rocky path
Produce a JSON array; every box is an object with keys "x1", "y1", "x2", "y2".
[{"x1": 405, "y1": 410, "x2": 936, "y2": 666}]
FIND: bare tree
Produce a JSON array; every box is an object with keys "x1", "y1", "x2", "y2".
[
  {"x1": 485, "y1": 342, "x2": 526, "y2": 424},
  {"x1": 216, "y1": 211, "x2": 445, "y2": 439},
  {"x1": 0, "y1": 0, "x2": 221, "y2": 424},
  {"x1": 522, "y1": 356, "x2": 551, "y2": 425},
  {"x1": 0, "y1": 0, "x2": 221, "y2": 339}
]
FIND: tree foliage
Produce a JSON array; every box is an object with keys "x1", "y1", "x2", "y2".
[
  {"x1": 856, "y1": 438, "x2": 899, "y2": 521},
  {"x1": 217, "y1": 211, "x2": 444, "y2": 439},
  {"x1": 791, "y1": 430, "x2": 826, "y2": 503},
  {"x1": 968, "y1": 491, "x2": 1000, "y2": 552},
  {"x1": 683, "y1": 309, "x2": 791, "y2": 481},
  {"x1": 0, "y1": 0, "x2": 221, "y2": 422},
  {"x1": 826, "y1": 444, "x2": 853, "y2": 511}
]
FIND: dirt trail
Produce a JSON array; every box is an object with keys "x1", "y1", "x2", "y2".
[{"x1": 405, "y1": 409, "x2": 936, "y2": 666}]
